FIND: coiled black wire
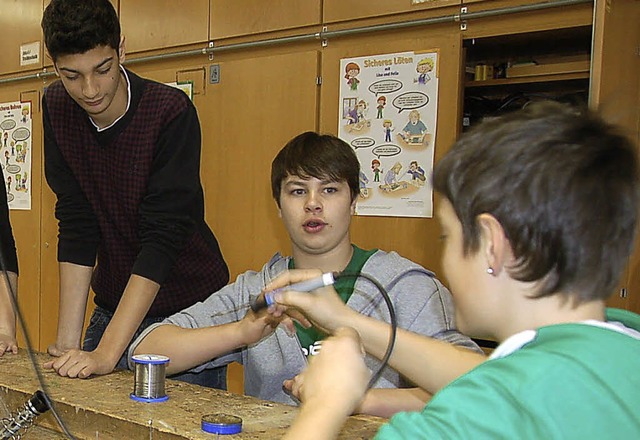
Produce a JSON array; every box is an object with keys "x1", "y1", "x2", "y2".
[{"x1": 334, "y1": 272, "x2": 397, "y2": 390}]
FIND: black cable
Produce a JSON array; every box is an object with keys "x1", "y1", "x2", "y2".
[
  {"x1": 0, "y1": 243, "x2": 76, "y2": 439},
  {"x1": 335, "y1": 272, "x2": 397, "y2": 390}
]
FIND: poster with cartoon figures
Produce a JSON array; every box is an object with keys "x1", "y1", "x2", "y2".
[
  {"x1": 339, "y1": 50, "x2": 439, "y2": 218},
  {"x1": 1, "y1": 101, "x2": 32, "y2": 210}
]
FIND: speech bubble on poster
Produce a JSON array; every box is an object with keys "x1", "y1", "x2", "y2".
[
  {"x1": 368, "y1": 79, "x2": 403, "y2": 96},
  {"x1": 0, "y1": 120, "x2": 16, "y2": 131},
  {"x1": 12, "y1": 127, "x2": 30, "y2": 142},
  {"x1": 5, "y1": 164, "x2": 20, "y2": 174},
  {"x1": 351, "y1": 137, "x2": 375, "y2": 149},
  {"x1": 372, "y1": 144, "x2": 401, "y2": 158},
  {"x1": 392, "y1": 91, "x2": 429, "y2": 112}
]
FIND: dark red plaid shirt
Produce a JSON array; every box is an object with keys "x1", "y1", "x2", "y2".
[{"x1": 43, "y1": 69, "x2": 228, "y2": 317}]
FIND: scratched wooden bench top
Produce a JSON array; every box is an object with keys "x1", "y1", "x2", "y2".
[{"x1": 0, "y1": 350, "x2": 384, "y2": 439}]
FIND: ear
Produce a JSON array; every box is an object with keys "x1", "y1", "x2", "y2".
[
  {"x1": 477, "y1": 213, "x2": 510, "y2": 276},
  {"x1": 350, "y1": 197, "x2": 357, "y2": 215},
  {"x1": 275, "y1": 200, "x2": 282, "y2": 219},
  {"x1": 118, "y1": 36, "x2": 126, "y2": 64}
]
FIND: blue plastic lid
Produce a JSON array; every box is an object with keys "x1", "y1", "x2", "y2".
[{"x1": 201, "y1": 414, "x2": 243, "y2": 435}]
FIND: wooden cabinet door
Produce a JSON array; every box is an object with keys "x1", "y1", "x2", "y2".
[{"x1": 591, "y1": 0, "x2": 640, "y2": 313}]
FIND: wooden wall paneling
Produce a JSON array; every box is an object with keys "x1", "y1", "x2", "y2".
[
  {"x1": 591, "y1": 0, "x2": 640, "y2": 313},
  {"x1": 459, "y1": 0, "x2": 593, "y2": 38},
  {"x1": 0, "y1": 83, "x2": 43, "y2": 349},
  {"x1": 323, "y1": 0, "x2": 460, "y2": 24},
  {"x1": 210, "y1": 0, "x2": 322, "y2": 40},
  {"x1": 119, "y1": 0, "x2": 208, "y2": 54},
  {"x1": 0, "y1": 0, "x2": 43, "y2": 75},
  {"x1": 197, "y1": 50, "x2": 321, "y2": 279},
  {"x1": 319, "y1": 25, "x2": 464, "y2": 278}
]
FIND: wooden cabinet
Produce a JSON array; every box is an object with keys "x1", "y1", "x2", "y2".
[
  {"x1": 0, "y1": 0, "x2": 43, "y2": 75},
  {"x1": 590, "y1": 0, "x2": 640, "y2": 312},
  {"x1": 119, "y1": 0, "x2": 208, "y2": 53},
  {"x1": 210, "y1": 0, "x2": 322, "y2": 39}
]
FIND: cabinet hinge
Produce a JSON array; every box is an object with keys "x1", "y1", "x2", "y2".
[
  {"x1": 316, "y1": 76, "x2": 322, "y2": 86},
  {"x1": 620, "y1": 288, "x2": 628, "y2": 298}
]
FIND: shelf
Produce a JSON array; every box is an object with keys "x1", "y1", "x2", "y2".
[{"x1": 466, "y1": 71, "x2": 590, "y2": 88}]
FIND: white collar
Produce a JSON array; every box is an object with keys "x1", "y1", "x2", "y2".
[
  {"x1": 489, "y1": 320, "x2": 640, "y2": 360},
  {"x1": 90, "y1": 65, "x2": 131, "y2": 132}
]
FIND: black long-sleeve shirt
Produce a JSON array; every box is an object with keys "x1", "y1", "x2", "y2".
[
  {"x1": 43, "y1": 69, "x2": 228, "y2": 316},
  {"x1": 0, "y1": 165, "x2": 17, "y2": 274}
]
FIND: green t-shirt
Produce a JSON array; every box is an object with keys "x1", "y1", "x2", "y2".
[
  {"x1": 376, "y1": 308, "x2": 640, "y2": 439},
  {"x1": 290, "y1": 245, "x2": 377, "y2": 357}
]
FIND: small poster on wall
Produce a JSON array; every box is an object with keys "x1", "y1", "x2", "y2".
[
  {"x1": 1, "y1": 101, "x2": 33, "y2": 210},
  {"x1": 338, "y1": 50, "x2": 439, "y2": 218}
]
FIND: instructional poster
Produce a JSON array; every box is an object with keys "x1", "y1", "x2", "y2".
[
  {"x1": 338, "y1": 50, "x2": 439, "y2": 218},
  {"x1": 1, "y1": 101, "x2": 32, "y2": 210}
]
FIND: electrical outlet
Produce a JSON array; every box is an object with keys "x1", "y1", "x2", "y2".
[{"x1": 209, "y1": 64, "x2": 220, "y2": 84}]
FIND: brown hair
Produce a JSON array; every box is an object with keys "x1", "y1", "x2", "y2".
[
  {"x1": 271, "y1": 132, "x2": 360, "y2": 206},
  {"x1": 433, "y1": 101, "x2": 639, "y2": 303}
]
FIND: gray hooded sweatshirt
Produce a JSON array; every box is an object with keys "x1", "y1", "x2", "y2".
[{"x1": 129, "y1": 250, "x2": 480, "y2": 405}]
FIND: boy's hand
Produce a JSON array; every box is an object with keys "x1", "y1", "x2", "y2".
[
  {"x1": 266, "y1": 269, "x2": 355, "y2": 334},
  {"x1": 0, "y1": 332, "x2": 18, "y2": 356},
  {"x1": 293, "y1": 327, "x2": 369, "y2": 415},
  {"x1": 44, "y1": 348, "x2": 116, "y2": 379}
]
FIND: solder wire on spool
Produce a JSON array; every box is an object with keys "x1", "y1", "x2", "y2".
[{"x1": 130, "y1": 354, "x2": 170, "y2": 403}]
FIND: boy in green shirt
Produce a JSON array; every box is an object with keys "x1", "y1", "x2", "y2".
[{"x1": 276, "y1": 102, "x2": 640, "y2": 439}]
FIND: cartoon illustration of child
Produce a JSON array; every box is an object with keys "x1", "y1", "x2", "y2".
[
  {"x1": 376, "y1": 96, "x2": 386, "y2": 119},
  {"x1": 345, "y1": 104, "x2": 358, "y2": 125},
  {"x1": 357, "y1": 100, "x2": 368, "y2": 123},
  {"x1": 358, "y1": 171, "x2": 369, "y2": 198},
  {"x1": 4, "y1": 150, "x2": 9, "y2": 166},
  {"x1": 3, "y1": 132, "x2": 7, "y2": 149},
  {"x1": 415, "y1": 57, "x2": 434, "y2": 85},
  {"x1": 380, "y1": 162, "x2": 408, "y2": 192},
  {"x1": 21, "y1": 105, "x2": 30, "y2": 123},
  {"x1": 344, "y1": 62, "x2": 361, "y2": 91},
  {"x1": 407, "y1": 160, "x2": 426, "y2": 186},
  {"x1": 371, "y1": 159, "x2": 382, "y2": 182},
  {"x1": 400, "y1": 110, "x2": 428, "y2": 144},
  {"x1": 383, "y1": 119, "x2": 394, "y2": 142},
  {"x1": 6, "y1": 176, "x2": 11, "y2": 194}
]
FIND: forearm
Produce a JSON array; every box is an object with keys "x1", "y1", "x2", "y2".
[
  {"x1": 134, "y1": 320, "x2": 249, "y2": 375},
  {"x1": 346, "y1": 312, "x2": 485, "y2": 394},
  {"x1": 285, "y1": 400, "x2": 353, "y2": 440},
  {"x1": 0, "y1": 271, "x2": 17, "y2": 336},
  {"x1": 356, "y1": 387, "x2": 431, "y2": 418},
  {"x1": 56, "y1": 262, "x2": 93, "y2": 349},
  {"x1": 95, "y1": 275, "x2": 159, "y2": 365}
]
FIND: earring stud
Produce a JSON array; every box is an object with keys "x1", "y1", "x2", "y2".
[{"x1": 486, "y1": 267, "x2": 495, "y2": 275}]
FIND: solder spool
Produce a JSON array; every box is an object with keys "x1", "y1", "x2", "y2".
[{"x1": 130, "y1": 354, "x2": 170, "y2": 403}]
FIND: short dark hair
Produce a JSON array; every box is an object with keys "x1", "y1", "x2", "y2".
[
  {"x1": 433, "y1": 101, "x2": 639, "y2": 303},
  {"x1": 271, "y1": 132, "x2": 360, "y2": 206},
  {"x1": 42, "y1": 0, "x2": 121, "y2": 62}
]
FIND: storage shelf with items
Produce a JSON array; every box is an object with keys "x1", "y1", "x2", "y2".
[{"x1": 462, "y1": 26, "x2": 592, "y2": 130}]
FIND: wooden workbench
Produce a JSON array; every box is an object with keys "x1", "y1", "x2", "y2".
[{"x1": 0, "y1": 350, "x2": 384, "y2": 439}]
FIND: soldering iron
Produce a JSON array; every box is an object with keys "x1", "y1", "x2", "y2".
[{"x1": 250, "y1": 271, "x2": 340, "y2": 312}]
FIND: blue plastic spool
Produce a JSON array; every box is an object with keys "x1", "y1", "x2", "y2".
[{"x1": 201, "y1": 413, "x2": 243, "y2": 435}]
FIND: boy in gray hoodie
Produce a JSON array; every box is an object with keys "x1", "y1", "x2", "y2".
[{"x1": 130, "y1": 131, "x2": 482, "y2": 417}]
